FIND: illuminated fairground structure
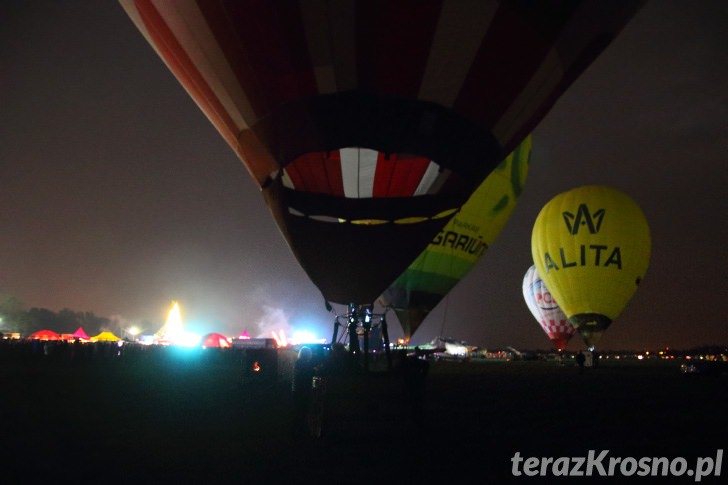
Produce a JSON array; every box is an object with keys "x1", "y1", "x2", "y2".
[
  {"x1": 331, "y1": 303, "x2": 392, "y2": 371},
  {"x1": 153, "y1": 301, "x2": 202, "y2": 347}
]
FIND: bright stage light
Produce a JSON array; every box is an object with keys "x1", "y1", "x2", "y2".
[
  {"x1": 291, "y1": 330, "x2": 324, "y2": 345},
  {"x1": 176, "y1": 332, "x2": 202, "y2": 347}
]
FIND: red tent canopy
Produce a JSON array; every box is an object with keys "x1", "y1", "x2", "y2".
[
  {"x1": 201, "y1": 333, "x2": 230, "y2": 349},
  {"x1": 29, "y1": 330, "x2": 60, "y2": 341}
]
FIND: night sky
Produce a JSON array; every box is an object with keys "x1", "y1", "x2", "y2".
[{"x1": 1, "y1": 1, "x2": 725, "y2": 350}]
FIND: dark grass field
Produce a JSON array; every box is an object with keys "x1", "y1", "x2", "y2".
[{"x1": 1, "y1": 347, "x2": 725, "y2": 484}]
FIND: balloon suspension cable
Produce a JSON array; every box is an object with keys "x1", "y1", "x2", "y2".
[{"x1": 439, "y1": 295, "x2": 450, "y2": 338}]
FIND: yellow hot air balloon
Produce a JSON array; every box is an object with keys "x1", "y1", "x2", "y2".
[{"x1": 531, "y1": 185, "x2": 650, "y2": 349}]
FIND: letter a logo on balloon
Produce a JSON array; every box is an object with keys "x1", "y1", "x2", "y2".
[{"x1": 563, "y1": 204, "x2": 605, "y2": 235}]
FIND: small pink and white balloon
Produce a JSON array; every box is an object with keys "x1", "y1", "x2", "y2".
[{"x1": 522, "y1": 265, "x2": 576, "y2": 351}]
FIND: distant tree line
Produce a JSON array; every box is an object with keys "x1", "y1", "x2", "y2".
[{"x1": 0, "y1": 294, "x2": 110, "y2": 336}]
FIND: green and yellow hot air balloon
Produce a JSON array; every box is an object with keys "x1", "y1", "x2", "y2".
[
  {"x1": 531, "y1": 185, "x2": 650, "y2": 349},
  {"x1": 380, "y1": 136, "x2": 531, "y2": 340}
]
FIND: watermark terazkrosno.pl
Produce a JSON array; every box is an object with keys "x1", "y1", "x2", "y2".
[{"x1": 511, "y1": 450, "x2": 723, "y2": 481}]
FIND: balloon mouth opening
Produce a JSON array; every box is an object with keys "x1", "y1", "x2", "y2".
[
  {"x1": 550, "y1": 338, "x2": 571, "y2": 351},
  {"x1": 268, "y1": 174, "x2": 468, "y2": 227},
  {"x1": 569, "y1": 313, "x2": 612, "y2": 328},
  {"x1": 569, "y1": 313, "x2": 612, "y2": 348}
]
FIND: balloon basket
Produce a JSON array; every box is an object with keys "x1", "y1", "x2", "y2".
[{"x1": 330, "y1": 304, "x2": 393, "y2": 372}]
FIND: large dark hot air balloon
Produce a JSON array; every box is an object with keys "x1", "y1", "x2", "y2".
[{"x1": 120, "y1": 0, "x2": 644, "y2": 309}]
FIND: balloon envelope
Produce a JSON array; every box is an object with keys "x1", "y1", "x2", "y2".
[
  {"x1": 380, "y1": 136, "x2": 531, "y2": 338},
  {"x1": 522, "y1": 265, "x2": 575, "y2": 351},
  {"x1": 531, "y1": 185, "x2": 651, "y2": 348},
  {"x1": 121, "y1": 0, "x2": 643, "y2": 305}
]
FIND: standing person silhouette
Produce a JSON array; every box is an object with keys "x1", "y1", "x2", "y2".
[{"x1": 292, "y1": 346, "x2": 316, "y2": 437}]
